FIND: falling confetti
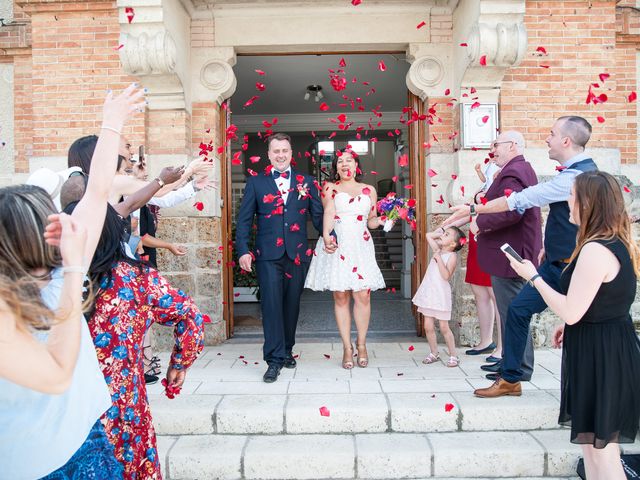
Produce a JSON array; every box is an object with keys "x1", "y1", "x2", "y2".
[{"x1": 125, "y1": 7, "x2": 134, "y2": 23}]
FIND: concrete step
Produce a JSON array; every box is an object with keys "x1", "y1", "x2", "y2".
[
  {"x1": 148, "y1": 342, "x2": 639, "y2": 479},
  {"x1": 149, "y1": 389, "x2": 562, "y2": 436},
  {"x1": 154, "y1": 429, "x2": 640, "y2": 479}
]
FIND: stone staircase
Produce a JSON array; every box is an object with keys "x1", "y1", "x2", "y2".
[
  {"x1": 147, "y1": 340, "x2": 639, "y2": 479},
  {"x1": 371, "y1": 222, "x2": 404, "y2": 289}
]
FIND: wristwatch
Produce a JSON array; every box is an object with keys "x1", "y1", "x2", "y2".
[
  {"x1": 528, "y1": 273, "x2": 541, "y2": 287},
  {"x1": 155, "y1": 177, "x2": 165, "y2": 188},
  {"x1": 470, "y1": 204, "x2": 477, "y2": 216}
]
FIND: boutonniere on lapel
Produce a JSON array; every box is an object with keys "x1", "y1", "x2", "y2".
[
  {"x1": 297, "y1": 183, "x2": 310, "y2": 200},
  {"x1": 295, "y1": 174, "x2": 310, "y2": 200}
]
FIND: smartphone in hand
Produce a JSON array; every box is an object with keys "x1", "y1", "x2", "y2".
[{"x1": 500, "y1": 243, "x2": 524, "y2": 263}]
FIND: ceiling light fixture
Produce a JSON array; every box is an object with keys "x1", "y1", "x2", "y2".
[{"x1": 304, "y1": 84, "x2": 323, "y2": 102}]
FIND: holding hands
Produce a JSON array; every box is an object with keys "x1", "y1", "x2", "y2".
[{"x1": 322, "y1": 234, "x2": 338, "y2": 254}]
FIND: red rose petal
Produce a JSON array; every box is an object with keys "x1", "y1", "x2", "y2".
[
  {"x1": 125, "y1": 7, "x2": 134, "y2": 23},
  {"x1": 598, "y1": 72, "x2": 610, "y2": 83},
  {"x1": 319, "y1": 406, "x2": 331, "y2": 417},
  {"x1": 378, "y1": 60, "x2": 387, "y2": 72},
  {"x1": 444, "y1": 88, "x2": 450, "y2": 96},
  {"x1": 255, "y1": 82, "x2": 266, "y2": 91},
  {"x1": 193, "y1": 201, "x2": 204, "y2": 211},
  {"x1": 535, "y1": 46, "x2": 547, "y2": 55},
  {"x1": 629, "y1": 91, "x2": 637, "y2": 103},
  {"x1": 408, "y1": 345, "x2": 415, "y2": 351},
  {"x1": 481, "y1": 115, "x2": 490, "y2": 124},
  {"x1": 445, "y1": 403, "x2": 455, "y2": 412},
  {"x1": 398, "y1": 154, "x2": 409, "y2": 167},
  {"x1": 416, "y1": 20, "x2": 426, "y2": 29},
  {"x1": 479, "y1": 55, "x2": 487, "y2": 66},
  {"x1": 319, "y1": 102, "x2": 330, "y2": 112},
  {"x1": 504, "y1": 188, "x2": 513, "y2": 197},
  {"x1": 427, "y1": 168, "x2": 437, "y2": 178},
  {"x1": 596, "y1": 116, "x2": 605, "y2": 123},
  {"x1": 255, "y1": 69, "x2": 266, "y2": 75},
  {"x1": 324, "y1": 354, "x2": 331, "y2": 359},
  {"x1": 623, "y1": 185, "x2": 631, "y2": 193},
  {"x1": 451, "y1": 174, "x2": 457, "y2": 180}
]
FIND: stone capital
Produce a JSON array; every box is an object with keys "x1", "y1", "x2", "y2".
[
  {"x1": 405, "y1": 43, "x2": 452, "y2": 100},
  {"x1": 456, "y1": 0, "x2": 527, "y2": 89},
  {"x1": 116, "y1": 0, "x2": 190, "y2": 110},
  {"x1": 192, "y1": 47, "x2": 237, "y2": 105}
]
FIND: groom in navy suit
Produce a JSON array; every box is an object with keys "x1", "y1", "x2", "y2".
[{"x1": 236, "y1": 133, "x2": 327, "y2": 382}]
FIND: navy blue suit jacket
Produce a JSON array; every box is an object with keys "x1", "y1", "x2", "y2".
[{"x1": 235, "y1": 170, "x2": 323, "y2": 263}]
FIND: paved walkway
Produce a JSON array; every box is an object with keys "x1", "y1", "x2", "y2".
[{"x1": 148, "y1": 339, "x2": 563, "y2": 396}]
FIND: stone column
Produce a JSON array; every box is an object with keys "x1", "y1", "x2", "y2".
[
  {"x1": 449, "y1": 0, "x2": 528, "y2": 346},
  {"x1": 116, "y1": 1, "x2": 236, "y2": 345}
]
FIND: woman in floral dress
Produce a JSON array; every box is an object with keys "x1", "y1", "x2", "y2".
[{"x1": 65, "y1": 202, "x2": 205, "y2": 479}]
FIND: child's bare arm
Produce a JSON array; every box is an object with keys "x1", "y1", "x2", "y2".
[
  {"x1": 474, "y1": 164, "x2": 486, "y2": 183},
  {"x1": 435, "y1": 252, "x2": 458, "y2": 281},
  {"x1": 426, "y1": 230, "x2": 441, "y2": 253}
]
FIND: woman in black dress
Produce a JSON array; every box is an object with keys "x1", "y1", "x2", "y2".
[{"x1": 506, "y1": 171, "x2": 640, "y2": 480}]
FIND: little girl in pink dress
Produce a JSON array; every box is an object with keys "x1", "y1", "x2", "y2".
[{"x1": 412, "y1": 226, "x2": 466, "y2": 367}]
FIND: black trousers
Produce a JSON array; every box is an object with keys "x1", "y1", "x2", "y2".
[{"x1": 256, "y1": 256, "x2": 309, "y2": 366}]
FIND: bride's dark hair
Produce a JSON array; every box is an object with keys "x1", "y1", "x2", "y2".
[{"x1": 329, "y1": 148, "x2": 363, "y2": 182}]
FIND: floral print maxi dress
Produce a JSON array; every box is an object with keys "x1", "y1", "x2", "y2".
[{"x1": 89, "y1": 261, "x2": 205, "y2": 480}]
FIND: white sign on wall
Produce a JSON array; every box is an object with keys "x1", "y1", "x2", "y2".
[{"x1": 460, "y1": 103, "x2": 499, "y2": 149}]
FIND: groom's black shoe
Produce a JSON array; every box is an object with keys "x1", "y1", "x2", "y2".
[
  {"x1": 284, "y1": 354, "x2": 297, "y2": 369},
  {"x1": 263, "y1": 364, "x2": 282, "y2": 383},
  {"x1": 481, "y1": 360, "x2": 503, "y2": 373}
]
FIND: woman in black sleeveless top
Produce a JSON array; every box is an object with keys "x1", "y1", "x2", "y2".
[{"x1": 506, "y1": 171, "x2": 640, "y2": 480}]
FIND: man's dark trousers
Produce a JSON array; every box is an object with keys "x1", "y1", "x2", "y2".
[
  {"x1": 256, "y1": 255, "x2": 309, "y2": 367},
  {"x1": 490, "y1": 276, "x2": 531, "y2": 379},
  {"x1": 501, "y1": 260, "x2": 565, "y2": 383}
]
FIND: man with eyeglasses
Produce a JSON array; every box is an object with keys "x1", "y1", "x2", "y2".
[
  {"x1": 466, "y1": 131, "x2": 542, "y2": 385},
  {"x1": 446, "y1": 116, "x2": 598, "y2": 397}
]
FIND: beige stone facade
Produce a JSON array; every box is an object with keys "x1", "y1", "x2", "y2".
[{"x1": 1, "y1": 0, "x2": 638, "y2": 345}]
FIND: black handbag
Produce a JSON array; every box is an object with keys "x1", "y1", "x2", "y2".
[{"x1": 577, "y1": 455, "x2": 640, "y2": 479}]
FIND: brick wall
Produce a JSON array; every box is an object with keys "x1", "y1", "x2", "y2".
[
  {"x1": 25, "y1": 1, "x2": 144, "y2": 162},
  {"x1": 426, "y1": 96, "x2": 456, "y2": 154},
  {"x1": 191, "y1": 18, "x2": 214, "y2": 49},
  {"x1": 501, "y1": 0, "x2": 638, "y2": 163},
  {"x1": 430, "y1": 12, "x2": 453, "y2": 43}
]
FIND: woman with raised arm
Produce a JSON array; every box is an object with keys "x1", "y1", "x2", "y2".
[
  {"x1": 501, "y1": 171, "x2": 640, "y2": 480},
  {"x1": 0, "y1": 84, "x2": 145, "y2": 479}
]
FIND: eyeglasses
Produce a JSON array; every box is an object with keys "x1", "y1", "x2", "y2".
[{"x1": 491, "y1": 141, "x2": 514, "y2": 149}]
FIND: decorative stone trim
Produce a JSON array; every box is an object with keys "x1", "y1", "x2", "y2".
[
  {"x1": 466, "y1": 21, "x2": 527, "y2": 68},
  {"x1": 200, "y1": 59, "x2": 237, "y2": 105},
  {"x1": 119, "y1": 30, "x2": 177, "y2": 75}
]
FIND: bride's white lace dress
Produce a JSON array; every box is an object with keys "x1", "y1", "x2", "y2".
[{"x1": 304, "y1": 192, "x2": 386, "y2": 292}]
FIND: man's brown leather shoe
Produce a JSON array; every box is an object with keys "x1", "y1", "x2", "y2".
[{"x1": 474, "y1": 378, "x2": 522, "y2": 398}]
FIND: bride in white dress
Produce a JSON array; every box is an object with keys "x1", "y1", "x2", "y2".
[{"x1": 305, "y1": 149, "x2": 386, "y2": 369}]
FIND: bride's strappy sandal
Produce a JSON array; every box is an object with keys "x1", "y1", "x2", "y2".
[
  {"x1": 356, "y1": 344, "x2": 369, "y2": 368},
  {"x1": 342, "y1": 344, "x2": 355, "y2": 370}
]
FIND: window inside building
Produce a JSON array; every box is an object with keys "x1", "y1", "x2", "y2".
[{"x1": 348, "y1": 140, "x2": 369, "y2": 154}]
